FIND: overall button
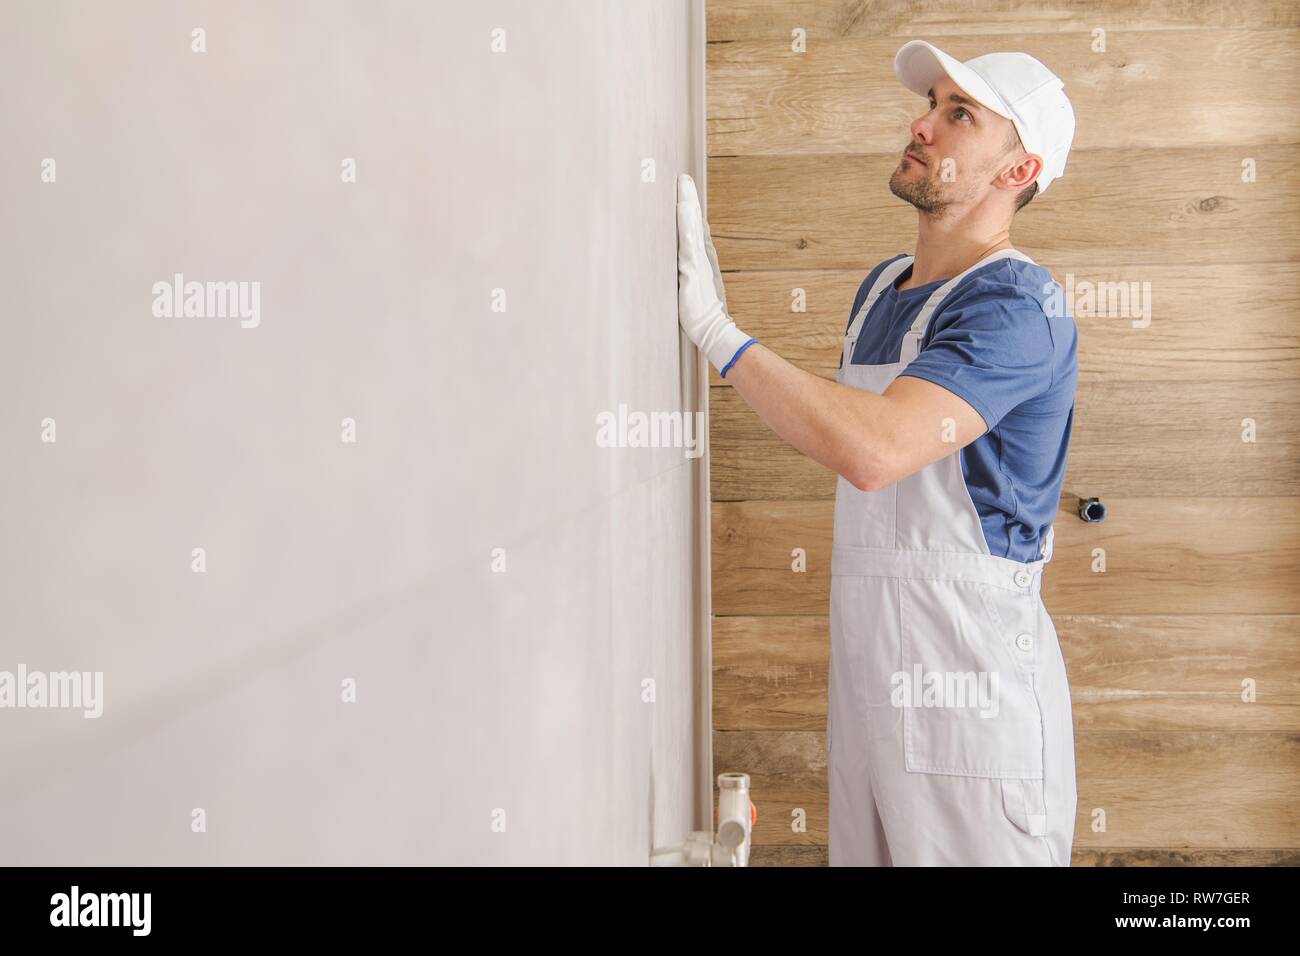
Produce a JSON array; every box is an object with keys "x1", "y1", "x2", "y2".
[
  {"x1": 1013, "y1": 569, "x2": 1032, "y2": 588},
  {"x1": 1015, "y1": 633, "x2": 1034, "y2": 652}
]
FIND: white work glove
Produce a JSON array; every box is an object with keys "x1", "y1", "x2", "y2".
[{"x1": 676, "y1": 173, "x2": 755, "y2": 377}]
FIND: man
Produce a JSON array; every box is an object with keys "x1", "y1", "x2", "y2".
[{"x1": 677, "y1": 41, "x2": 1080, "y2": 866}]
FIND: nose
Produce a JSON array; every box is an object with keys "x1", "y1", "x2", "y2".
[{"x1": 910, "y1": 112, "x2": 935, "y2": 146}]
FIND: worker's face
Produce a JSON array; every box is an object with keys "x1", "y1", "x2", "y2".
[{"x1": 889, "y1": 74, "x2": 1022, "y2": 215}]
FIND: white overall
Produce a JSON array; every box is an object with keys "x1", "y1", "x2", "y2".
[{"x1": 827, "y1": 248, "x2": 1077, "y2": 866}]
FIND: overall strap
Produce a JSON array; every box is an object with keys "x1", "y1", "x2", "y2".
[
  {"x1": 843, "y1": 256, "x2": 916, "y2": 364},
  {"x1": 897, "y1": 248, "x2": 1037, "y2": 363}
]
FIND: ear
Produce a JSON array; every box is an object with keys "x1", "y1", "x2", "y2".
[{"x1": 998, "y1": 150, "x2": 1042, "y2": 193}]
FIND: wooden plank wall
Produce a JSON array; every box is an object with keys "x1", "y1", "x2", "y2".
[{"x1": 706, "y1": 0, "x2": 1300, "y2": 866}]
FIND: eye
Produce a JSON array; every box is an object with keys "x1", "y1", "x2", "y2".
[{"x1": 928, "y1": 100, "x2": 972, "y2": 122}]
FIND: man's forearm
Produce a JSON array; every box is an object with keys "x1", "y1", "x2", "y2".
[{"x1": 723, "y1": 343, "x2": 893, "y2": 492}]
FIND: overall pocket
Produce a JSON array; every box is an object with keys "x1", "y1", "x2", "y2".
[{"x1": 897, "y1": 577, "x2": 1045, "y2": 781}]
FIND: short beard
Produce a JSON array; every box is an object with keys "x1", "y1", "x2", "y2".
[{"x1": 889, "y1": 163, "x2": 948, "y2": 216}]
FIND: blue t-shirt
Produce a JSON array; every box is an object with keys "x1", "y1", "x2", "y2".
[{"x1": 842, "y1": 253, "x2": 1079, "y2": 564}]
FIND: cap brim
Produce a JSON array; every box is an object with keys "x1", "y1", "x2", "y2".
[{"x1": 894, "y1": 40, "x2": 1013, "y2": 122}]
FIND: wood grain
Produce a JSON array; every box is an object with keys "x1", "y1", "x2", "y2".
[
  {"x1": 1072, "y1": 847, "x2": 1300, "y2": 866},
  {"x1": 706, "y1": 0, "x2": 1300, "y2": 865},
  {"x1": 710, "y1": 497, "x2": 1300, "y2": 615},
  {"x1": 708, "y1": 262, "x2": 1300, "y2": 386},
  {"x1": 707, "y1": 147, "x2": 1300, "y2": 271},
  {"x1": 749, "y1": 845, "x2": 1300, "y2": 866},
  {"x1": 714, "y1": 729, "x2": 1300, "y2": 848},
  {"x1": 709, "y1": 31, "x2": 1300, "y2": 156},
  {"x1": 713, "y1": 614, "x2": 1300, "y2": 732},
  {"x1": 708, "y1": 0, "x2": 1300, "y2": 40},
  {"x1": 708, "y1": 381, "x2": 1300, "y2": 500}
]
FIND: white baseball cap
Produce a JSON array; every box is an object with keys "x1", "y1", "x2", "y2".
[{"x1": 894, "y1": 40, "x2": 1075, "y2": 194}]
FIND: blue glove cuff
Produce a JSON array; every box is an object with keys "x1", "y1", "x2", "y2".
[{"x1": 720, "y1": 337, "x2": 758, "y2": 379}]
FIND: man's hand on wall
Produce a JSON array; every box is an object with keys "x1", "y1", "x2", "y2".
[{"x1": 676, "y1": 174, "x2": 755, "y2": 377}]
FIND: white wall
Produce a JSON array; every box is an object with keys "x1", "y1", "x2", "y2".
[{"x1": 0, "y1": 0, "x2": 708, "y2": 865}]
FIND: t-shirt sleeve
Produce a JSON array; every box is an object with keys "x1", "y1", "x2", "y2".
[{"x1": 896, "y1": 288, "x2": 1055, "y2": 431}]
